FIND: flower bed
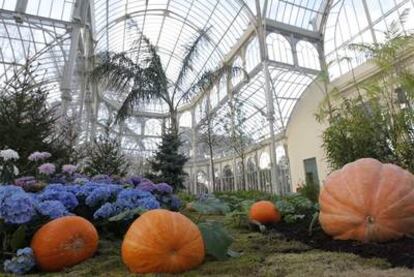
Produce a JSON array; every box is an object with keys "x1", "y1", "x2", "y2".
[{"x1": 0, "y1": 175, "x2": 181, "y2": 274}]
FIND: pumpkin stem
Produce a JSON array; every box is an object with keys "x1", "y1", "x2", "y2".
[{"x1": 367, "y1": 216, "x2": 375, "y2": 224}]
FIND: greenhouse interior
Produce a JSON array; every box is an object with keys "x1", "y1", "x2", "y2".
[{"x1": 1, "y1": 0, "x2": 414, "y2": 276}]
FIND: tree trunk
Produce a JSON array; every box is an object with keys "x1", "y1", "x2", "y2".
[
  {"x1": 170, "y1": 108, "x2": 178, "y2": 135},
  {"x1": 241, "y1": 155, "x2": 246, "y2": 190},
  {"x1": 209, "y1": 143, "x2": 215, "y2": 191}
]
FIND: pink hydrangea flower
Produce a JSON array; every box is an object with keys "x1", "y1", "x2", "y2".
[
  {"x1": 38, "y1": 163, "x2": 55, "y2": 175},
  {"x1": 28, "y1": 152, "x2": 51, "y2": 161},
  {"x1": 62, "y1": 164, "x2": 78, "y2": 175}
]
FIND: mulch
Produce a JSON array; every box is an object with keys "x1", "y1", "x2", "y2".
[{"x1": 270, "y1": 220, "x2": 414, "y2": 269}]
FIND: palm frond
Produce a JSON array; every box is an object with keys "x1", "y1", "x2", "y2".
[
  {"x1": 175, "y1": 65, "x2": 245, "y2": 107},
  {"x1": 173, "y1": 27, "x2": 212, "y2": 97},
  {"x1": 91, "y1": 52, "x2": 142, "y2": 93}
]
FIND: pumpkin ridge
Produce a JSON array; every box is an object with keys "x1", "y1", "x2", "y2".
[
  {"x1": 319, "y1": 158, "x2": 414, "y2": 242},
  {"x1": 341, "y1": 166, "x2": 372, "y2": 213},
  {"x1": 320, "y1": 189, "x2": 364, "y2": 215},
  {"x1": 323, "y1": 184, "x2": 365, "y2": 217},
  {"x1": 379, "y1": 184, "x2": 414, "y2": 216},
  {"x1": 122, "y1": 209, "x2": 204, "y2": 273}
]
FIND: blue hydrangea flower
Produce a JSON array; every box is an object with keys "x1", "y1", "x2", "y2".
[
  {"x1": 154, "y1": 183, "x2": 173, "y2": 194},
  {"x1": 115, "y1": 188, "x2": 160, "y2": 211},
  {"x1": 137, "y1": 197, "x2": 161, "y2": 210},
  {"x1": 0, "y1": 190, "x2": 36, "y2": 224},
  {"x1": 36, "y1": 189, "x2": 78, "y2": 210},
  {"x1": 74, "y1": 182, "x2": 100, "y2": 199},
  {"x1": 93, "y1": 202, "x2": 120, "y2": 219},
  {"x1": 64, "y1": 184, "x2": 81, "y2": 194},
  {"x1": 3, "y1": 247, "x2": 35, "y2": 275},
  {"x1": 0, "y1": 185, "x2": 24, "y2": 202},
  {"x1": 170, "y1": 195, "x2": 181, "y2": 211},
  {"x1": 85, "y1": 185, "x2": 121, "y2": 207},
  {"x1": 37, "y1": 200, "x2": 70, "y2": 219}
]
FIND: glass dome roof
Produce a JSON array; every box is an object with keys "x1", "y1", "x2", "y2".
[{"x1": 0, "y1": 0, "x2": 411, "y2": 155}]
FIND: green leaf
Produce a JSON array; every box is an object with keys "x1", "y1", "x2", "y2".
[
  {"x1": 198, "y1": 221, "x2": 233, "y2": 260},
  {"x1": 108, "y1": 208, "x2": 146, "y2": 222},
  {"x1": 10, "y1": 225, "x2": 26, "y2": 251}
]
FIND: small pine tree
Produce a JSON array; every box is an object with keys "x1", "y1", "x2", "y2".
[
  {"x1": 84, "y1": 123, "x2": 129, "y2": 177},
  {"x1": 0, "y1": 61, "x2": 57, "y2": 173},
  {"x1": 148, "y1": 131, "x2": 189, "y2": 191}
]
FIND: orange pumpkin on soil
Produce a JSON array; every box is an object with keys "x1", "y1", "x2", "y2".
[
  {"x1": 31, "y1": 216, "x2": 99, "y2": 272},
  {"x1": 319, "y1": 158, "x2": 414, "y2": 242},
  {"x1": 249, "y1": 200, "x2": 281, "y2": 224},
  {"x1": 122, "y1": 209, "x2": 205, "y2": 273}
]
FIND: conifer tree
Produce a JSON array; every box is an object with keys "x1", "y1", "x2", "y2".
[
  {"x1": 84, "y1": 122, "x2": 129, "y2": 177},
  {"x1": 148, "y1": 130, "x2": 189, "y2": 191},
  {"x1": 0, "y1": 61, "x2": 57, "y2": 173}
]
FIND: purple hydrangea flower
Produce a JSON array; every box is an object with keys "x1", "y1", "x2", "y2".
[
  {"x1": 136, "y1": 182, "x2": 156, "y2": 192},
  {"x1": 91, "y1": 174, "x2": 113, "y2": 184},
  {"x1": 123, "y1": 176, "x2": 143, "y2": 186},
  {"x1": 14, "y1": 176, "x2": 37, "y2": 189},
  {"x1": 28, "y1": 151, "x2": 51, "y2": 161},
  {"x1": 154, "y1": 183, "x2": 173, "y2": 194},
  {"x1": 62, "y1": 164, "x2": 78, "y2": 175},
  {"x1": 38, "y1": 163, "x2": 55, "y2": 175}
]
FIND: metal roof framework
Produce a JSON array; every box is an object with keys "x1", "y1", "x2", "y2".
[{"x1": 0, "y1": 0, "x2": 411, "y2": 164}]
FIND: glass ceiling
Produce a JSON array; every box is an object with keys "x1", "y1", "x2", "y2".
[{"x1": 0, "y1": 0, "x2": 410, "y2": 156}]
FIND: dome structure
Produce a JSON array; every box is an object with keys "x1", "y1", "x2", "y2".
[{"x1": 0, "y1": 0, "x2": 412, "y2": 193}]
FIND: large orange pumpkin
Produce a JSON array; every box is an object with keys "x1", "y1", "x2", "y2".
[
  {"x1": 249, "y1": 200, "x2": 281, "y2": 224},
  {"x1": 122, "y1": 209, "x2": 204, "y2": 273},
  {"x1": 319, "y1": 158, "x2": 414, "y2": 242},
  {"x1": 31, "y1": 216, "x2": 99, "y2": 272}
]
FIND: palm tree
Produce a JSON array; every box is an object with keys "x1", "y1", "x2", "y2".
[{"x1": 91, "y1": 20, "x2": 245, "y2": 135}]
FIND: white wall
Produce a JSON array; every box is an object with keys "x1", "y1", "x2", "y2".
[
  {"x1": 286, "y1": 80, "x2": 330, "y2": 191},
  {"x1": 286, "y1": 61, "x2": 380, "y2": 191}
]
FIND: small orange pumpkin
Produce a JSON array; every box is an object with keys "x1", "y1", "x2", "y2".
[
  {"x1": 31, "y1": 216, "x2": 99, "y2": 272},
  {"x1": 249, "y1": 200, "x2": 281, "y2": 224},
  {"x1": 319, "y1": 158, "x2": 414, "y2": 242},
  {"x1": 122, "y1": 209, "x2": 204, "y2": 273}
]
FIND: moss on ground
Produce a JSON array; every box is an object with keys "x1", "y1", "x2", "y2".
[{"x1": 5, "y1": 214, "x2": 414, "y2": 277}]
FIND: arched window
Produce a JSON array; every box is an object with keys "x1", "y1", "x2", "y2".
[
  {"x1": 266, "y1": 33, "x2": 293, "y2": 64},
  {"x1": 259, "y1": 152, "x2": 271, "y2": 169},
  {"x1": 145, "y1": 119, "x2": 161, "y2": 136},
  {"x1": 297, "y1": 40, "x2": 320, "y2": 70},
  {"x1": 246, "y1": 37, "x2": 260, "y2": 72},
  {"x1": 222, "y1": 165, "x2": 234, "y2": 191},
  {"x1": 194, "y1": 102, "x2": 202, "y2": 124},
  {"x1": 179, "y1": 111, "x2": 192, "y2": 128},
  {"x1": 218, "y1": 76, "x2": 227, "y2": 101},
  {"x1": 209, "y1": 85, "x2": 219, "y2": 109},
  {"x1": 232, "y1": 56, "x2": 244, "y2": 87}
]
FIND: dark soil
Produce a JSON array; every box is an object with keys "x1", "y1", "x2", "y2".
[{"x1": 271, "y1": 220, "x2": 414, "y2": 269}]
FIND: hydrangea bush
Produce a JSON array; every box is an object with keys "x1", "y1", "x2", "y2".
[
  {"x1": 1, "y1": 173, "x2": 182, "y2": 274},
  {"x1": 3, "y1": 247, "x2": 35, "y2": 275}
]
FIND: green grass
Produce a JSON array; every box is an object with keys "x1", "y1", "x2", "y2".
[{"x1": 3, "y1": 214, "x2": 414, "y2": 277}]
